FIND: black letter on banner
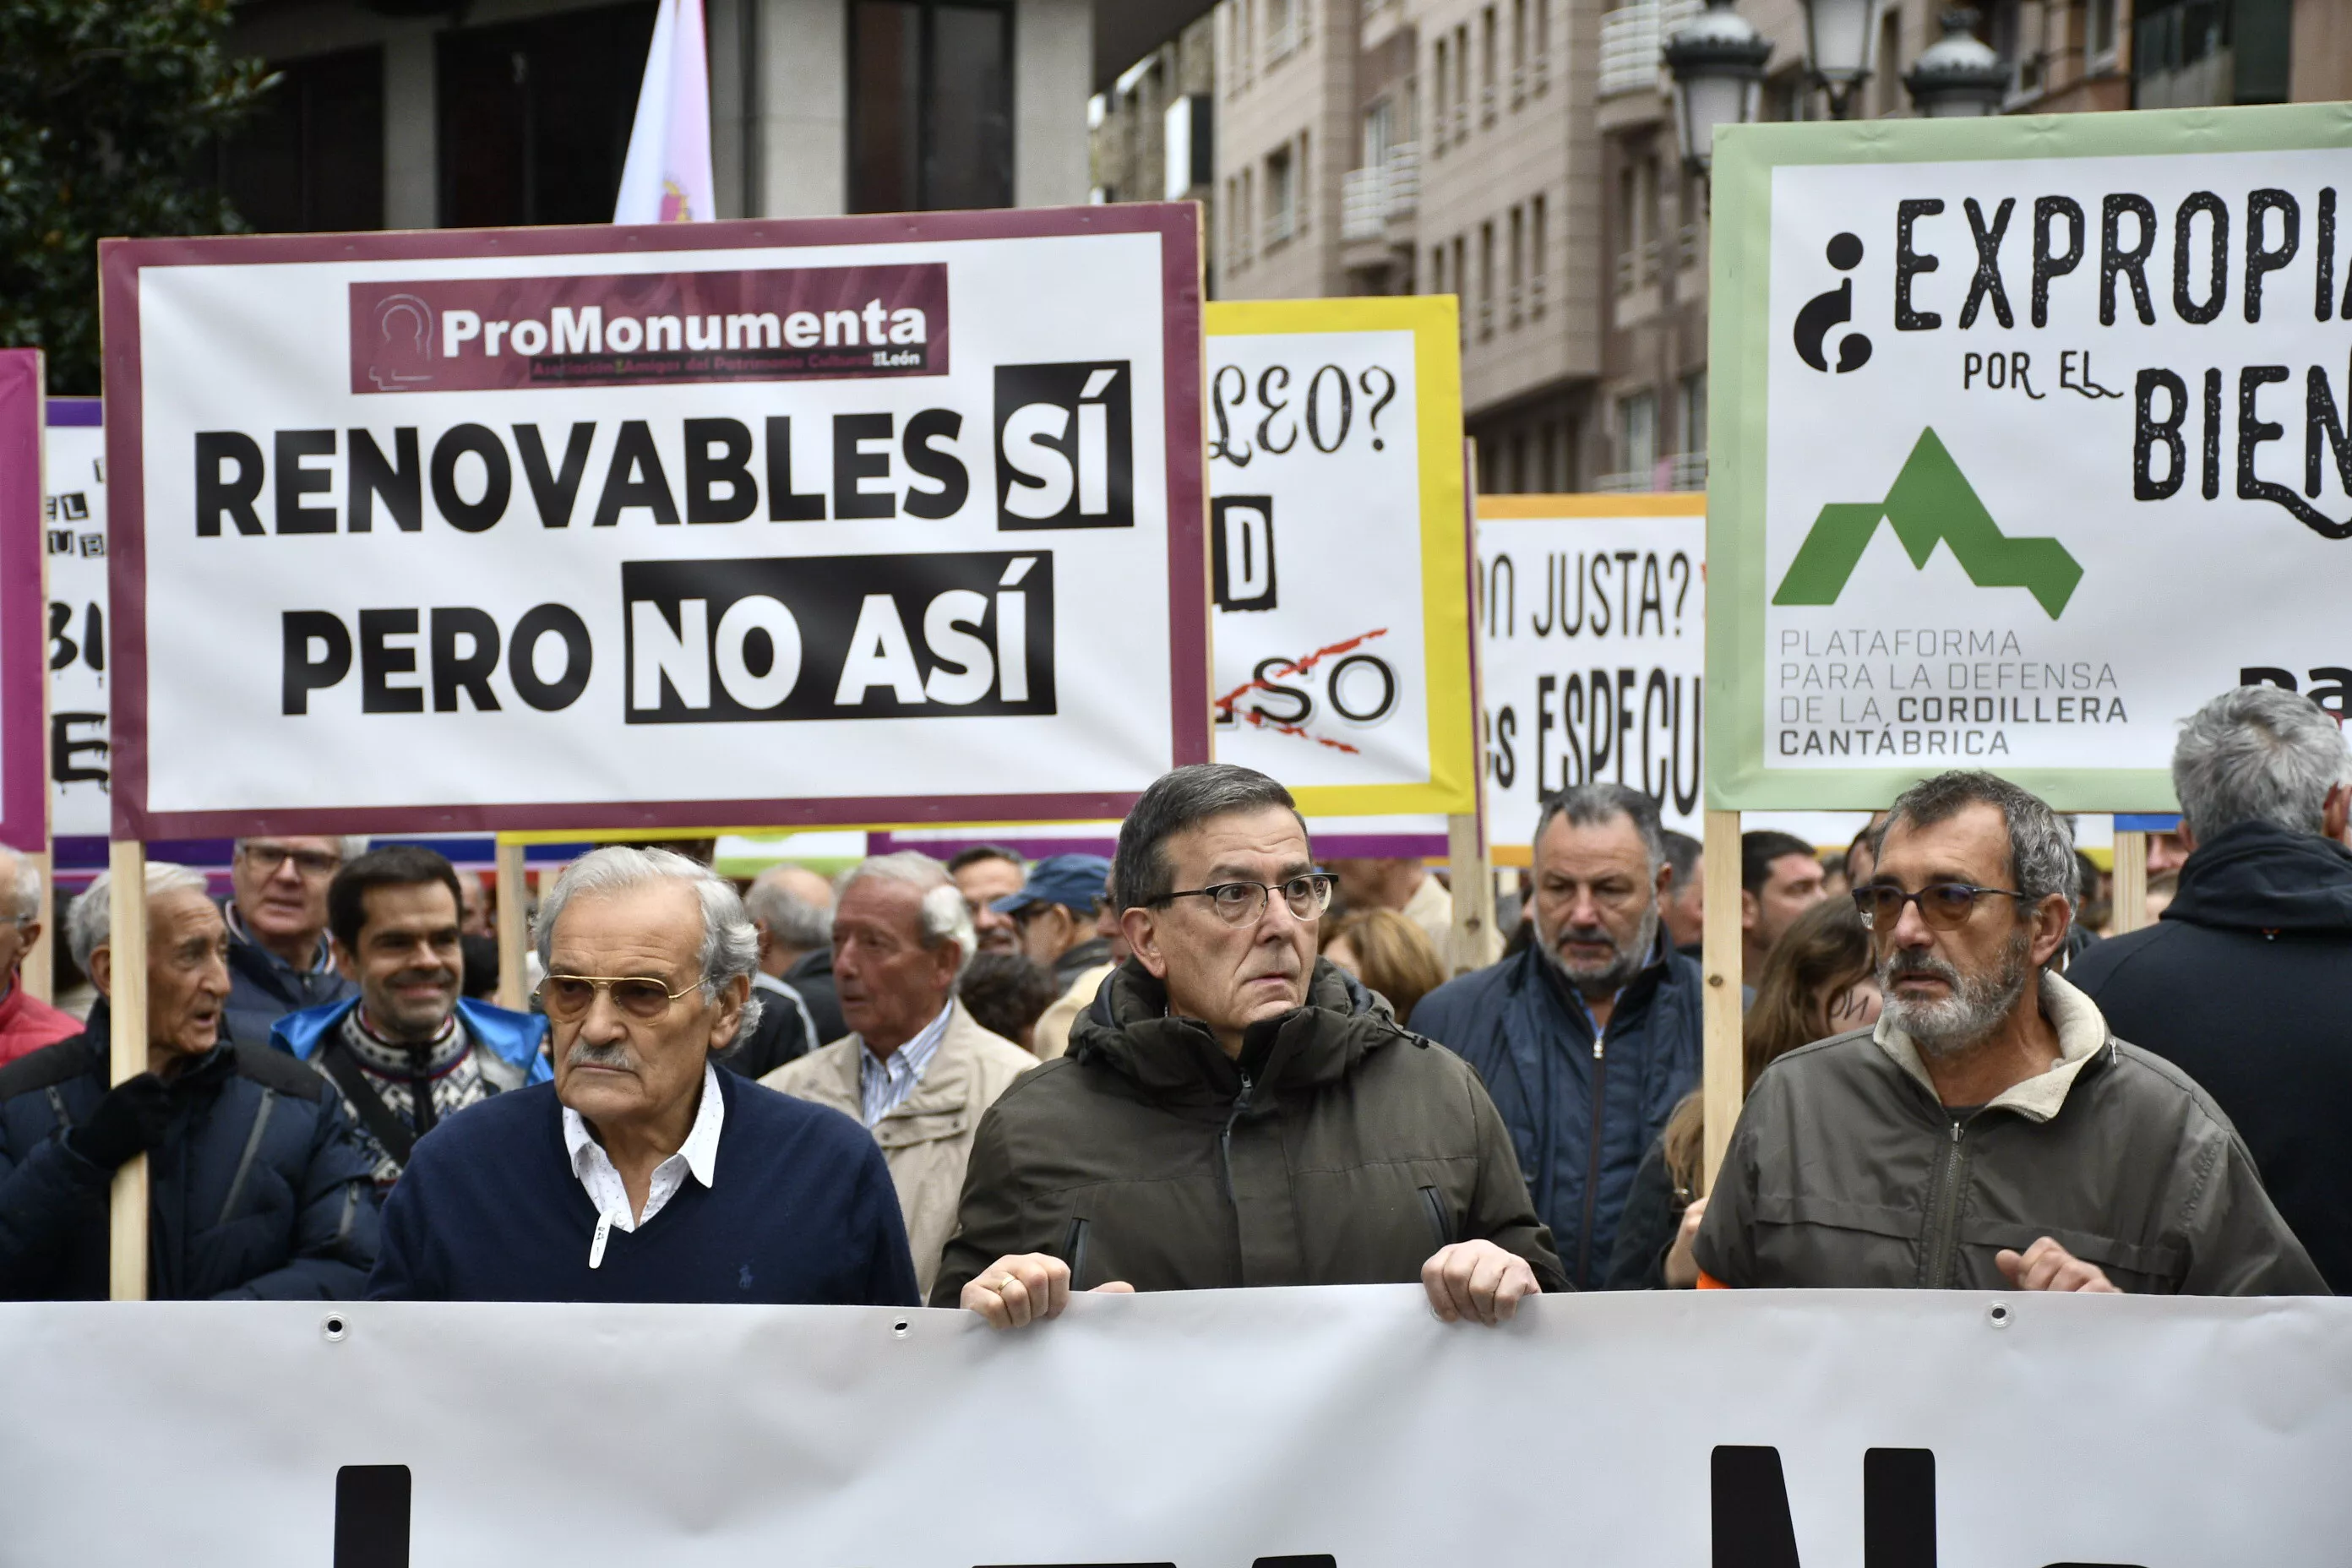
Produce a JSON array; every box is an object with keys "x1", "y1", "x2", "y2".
[
  {"x1": 275, "y1": 430, "x2": 338, "y2": 535},
  {"x1": 515, "y1": 422, "x2": 595, "y2": 528},
  {"x1": 195, "y1": 432, "x2": 265, "y2": 536},
  {"x1": 2100, "y1": 194, "x2": 2158, "y2": 326},
  {"x1": 2030, "y1": 197, "x2": 2084, "y2": 328},
  {"x1": 902, "y1": 409, "x2": 968, "y2": 520},
  {"x1": 592, "y1": 421, "x2": 681, "y2": 527},
  {"x1": 333, "y1": 1464, "x2": 410, "y2": 1568},
  {"x1": 2311, "y1": 362, "x2": 2352, "y2": 498},
  {"x1": 1959, "y1": 198, "x2": 2016, "y2": 329},
  {"x1": 431, "y1": 425, "x2": 512, "y2": 532},
  {"x1": 282, "y1": 612, "x2": 353, "y2": 715},
  {"x1": 359, "y1": 609, "x2": 426, "y2": 713},
  {"x1": 765, "y1": 416, "x2": 825, "y2": 521},
  {"x1": 684, "y1": 417, "x2": 757, "y2": 524},
  {"x1": 2133, "y1": 370, "x2": 2187, "y2": 500},
  {"x1": 2245, "y1": 189, "x2": 2300, "y2": 323},
  {"x1": 833, "y1": 413, "x2": 896, "y2": 520},
  {"x1": 1895, "y1": 199, "x2": 1943, "y2": 330},
  {"x1": 1864, "y1": 1449, "x2": 1937, "y2": 1568},
  {"x1": 1711, "y1": 1446, "x2": 1802, "y2": 1568},
  {"x1": 509, "y1": 604, "x2": 593, "y2": 710},
  {"x1": 349, "y1": 428, "x2": 421, "y2": 533},
  {"x1": 2172, "y1": 192, "x2": 2229, "y2": 325},
  {"x1": 431, "y1": 607, "x2": 503, "y2": 712}
]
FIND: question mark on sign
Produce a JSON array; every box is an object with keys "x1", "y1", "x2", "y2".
[
  {"x1": 1669, "y1": 553, "x2": 1691, "y2": 636},
  {"x1": 1359, "y1": 367, "x2": 1397, "y2": 452}
]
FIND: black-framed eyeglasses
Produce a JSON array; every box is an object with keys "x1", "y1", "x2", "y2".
[
  {"x1": 1152, "y1": 874, "x2": 1335, "y2": 928},
  {"x1": 1853, "y1": 883, "x2": 2027, "y2": 932}
]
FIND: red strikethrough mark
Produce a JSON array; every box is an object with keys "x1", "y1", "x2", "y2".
[{"x1": 1214, "y1": 629, "x2": 1391, "y2": 755}]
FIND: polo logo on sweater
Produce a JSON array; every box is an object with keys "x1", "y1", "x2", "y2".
[{"x1": 739, "y1": 1263, "x2": 754, "y2": 1291}]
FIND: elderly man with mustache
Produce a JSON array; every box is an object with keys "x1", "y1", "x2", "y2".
[
  {"x1": 1694, "y1": 770, "x2": 2323, "y2": 1296},
  {"x1": 368, "y1": 847, "x2": 918, "y2": 1305},
  {"x1": 936, "y1": 764, "x2": 1563, "y2": 1327}
]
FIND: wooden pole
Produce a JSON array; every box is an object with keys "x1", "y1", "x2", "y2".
[
  {"x1": 1445, "y1": 436, "x2": 1495, "y2": 977},
  {"x1": 106, "y1": 839, "x2": 147, "y2": 1301},
  {"x1": 495, "y1": 839, "x2": 529, "y2": 1012},
  {"x1": 2110, "y1": 828, "x2": 2149, "y2": 936},
  {"x1": 1700, "y1": 808, "x2": 1745, "y2": 1191},
  {"x1": 20, "y1": 847, "x2": 53, "y2": 1004}
]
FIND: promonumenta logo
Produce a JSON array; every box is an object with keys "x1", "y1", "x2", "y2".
[{"x1": 1771, "y1": 428, "x2": 2083, "y2": 620}]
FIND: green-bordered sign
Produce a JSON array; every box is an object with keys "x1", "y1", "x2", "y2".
[{"x1": 1707, "y1": 101, "x2": 2352, "y2": 812}]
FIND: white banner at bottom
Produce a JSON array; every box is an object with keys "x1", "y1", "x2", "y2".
[{"x1": 3, "y1": 1286, "x2": 2346, "y2": 1565}]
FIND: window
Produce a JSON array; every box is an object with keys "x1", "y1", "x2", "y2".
[
  {"x1": 1480, "y1": 6, "x2": 1499, "y2": 120},
  {"x1": 1268, "y1": 0, "x2": 1295, "y2": 60},
  {"x1": 1530, "y1": 192, "x2": 1548, "y2": 313},
  {"x1": 1533, "y1": 0, "x2": 1550, "y2": 87},
  {"x1": 1266, "y1": 147, "x2": 1295, "y2": 245},
  {"x1": 1508, "y1": 205, "x2": 1524, "y2": 325},
  {"x1": 1364, "y1": 98, "x2": 1396, "y2": 168},
  {"x1": 1872, "y1": 9, "x2": 1902, "y2": 117},
  {"x1": 1620, "y1": 392, "x2": 1658, "y2": 476},
  {"x1": 438, "y1": 2, "x2": 656, "y2": 227},
  {"x1": 1452, "y1": 236, "x2": 1467, "y2": 342},
  {"x1": 2088, "y1": 0, "x2": 2121, "y2": 66},
  {"x1": 849, "y1": 0, "x2": 1015, "y2": 213},
  {"x1": 1434, "y1": 35, "x2": 1451, "y2": 137},
  {"x1": 1478, "y1": 220, "x2": 1495, "y2": 338},
  {"x1": 216, "y1": 46, "x2": 385, "y2": 232},
  {"x1": 1455, "y1": 25, "x2": 1471, "y2": 131},
  {"x1": 1680, "y1": 372, "x2": 1708, "y2": 457},
  {"x1": 1431, "y1": 243, "x2": 1447, "y2": 295},
  {"x1": 1511, "y1": 0, "x2": 1528, "y2": 101},
  {"x1": 1297, "y1": 130, "x2": 1310, "y2": 234}
]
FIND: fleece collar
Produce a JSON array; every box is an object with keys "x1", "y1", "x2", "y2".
[{"x1": 1872, "y1": 968, "x2": 2112, "y2": 1123}]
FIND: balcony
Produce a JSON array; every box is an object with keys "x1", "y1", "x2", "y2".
[
  {"x1": 1340, "y1": 144, "x2": 1421, "y2": 242},
  {"x1": 1592, "y1": 452, "x2": 1708, "y2": 493},
  {"x1": 1598, "y1": 0, "x2": 1699, "y2": 98}
]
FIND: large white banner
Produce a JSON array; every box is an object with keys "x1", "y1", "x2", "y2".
[
  {"x1": 43, "y1": 401, "x2": 107, "y2": 841},
  {"x1": 2, "y1": 1288, "x2": 2346, "y2": 1565},
  {"x1": 101, "y1": 209, "x2": 1208, "y2": 839}
]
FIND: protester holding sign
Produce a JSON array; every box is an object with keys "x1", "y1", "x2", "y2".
[
  {"x1": 1696, "y1": 771, "x2": 2323, "y2": 1295},
  {"x1": 937, "y1": 765, "x2": 1563, "y2": 1325},
  {"x1": 368, "y1": 847, "x2": 917, "y2": 1305},
  {"x1": 223, "y1": 836, "x2": 363, "y2": 1049},
  {"x1": 0, "y1": 864, "x2": 379, "y2": 1299}
]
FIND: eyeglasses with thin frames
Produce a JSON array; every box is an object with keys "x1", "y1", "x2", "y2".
[
  {"x1": 1150, "y1": 874, "x2": 1335, "y2": 928},
  {"x1": 1852, "y1": 883, "x2": 2027, "y2": 933},
  {"x1": 536, "y1": 972, "x2": 706, "y2": 1021},
  {"x1": 239, "y1": 843, "x2": 344, "y2": 879}
]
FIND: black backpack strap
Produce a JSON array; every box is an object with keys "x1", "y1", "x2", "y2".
[{"x1": 313, "y1": 1037, "x2": 418, "y2": 1168}]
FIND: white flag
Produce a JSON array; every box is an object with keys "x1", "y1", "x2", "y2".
[{"x1": 612, "y1": 0, "x2": 715, "y2": 224}]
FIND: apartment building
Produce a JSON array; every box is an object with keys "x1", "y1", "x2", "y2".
[
  {"x1": 1089, "y1": 11, "x2": 1218, "y2": 257},
  {"x1": 212, "y1": 0, "x2": 1093, "y2": 231}
]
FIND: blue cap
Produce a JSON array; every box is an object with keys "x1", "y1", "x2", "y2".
[{"x1": 991, "y1": 853, "x2": 1113, "y2": 916}]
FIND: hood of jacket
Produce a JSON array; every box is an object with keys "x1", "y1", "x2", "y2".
[
  {"x1": 1068, "y1": 956, "x2": 1403, "y2": 1103},
  {"x1": 270, "y1": 994, "x2": 553, "y2": 1081},
  {"x1": 2165, "y1": 820, "x2": 2352, "y2": 936}
]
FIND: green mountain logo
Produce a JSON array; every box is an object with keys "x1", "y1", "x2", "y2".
[{"x1": 1772, "y1": 427, "x2": 2083, "y2": 618}]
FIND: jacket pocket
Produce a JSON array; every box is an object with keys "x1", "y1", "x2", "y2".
[
  {"x1": 1418, "y1": 1185, "x2": 1455, "y2": 1251},
  {"x1": 1059, "y1": 1216, "x2": 1092, "y2": 1290}
]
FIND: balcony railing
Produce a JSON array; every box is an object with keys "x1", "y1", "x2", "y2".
[
  {"x1": 1340, "y1": 144, "x2": 1421, "y2": 242},
  {"x1": 1592, "y1": 452, "x2": 1708, "y2": 493},
  {"x1": 1598, "y1": 0, "x2": 1700, "y2": 97}
]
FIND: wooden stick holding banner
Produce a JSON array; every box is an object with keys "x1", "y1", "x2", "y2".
[
  {"x1": 1446, "y1": 438, "x2": 1496, "y2": 973},
  {"x1": 495, "y1": 840, "x2": 529, "y2": 1013},
  {"x1": 106, "y1": 838, "x2": 148, "y2": 1301},
  {"x1": 1700, "y1": 809, "x2": 1744, "y2": 1190},
  {"x1": 2110, "y1": 829, "x2": 2149, "y2": 936}
]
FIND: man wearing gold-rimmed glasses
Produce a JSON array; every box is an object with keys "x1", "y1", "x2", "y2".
[{"x1": 367, "y1": 847, "x2": 919, "y2": 1305}]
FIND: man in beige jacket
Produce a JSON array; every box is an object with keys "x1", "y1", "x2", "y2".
[{"x1": 762, "y1": 853, "x2": 1033, "y2": 1297}]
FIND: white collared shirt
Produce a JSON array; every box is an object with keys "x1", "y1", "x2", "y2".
[
  {"x1": 564, "y1": 1062, "x2": 725, "y2": 1266},
  {"x1": 858, "y1": 1002, "x2": 954, "y2": 1126}
]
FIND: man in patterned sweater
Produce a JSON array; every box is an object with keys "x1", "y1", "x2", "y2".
[{"x1": 273, "y1": 847, "x2": 549, "y2": 1193}]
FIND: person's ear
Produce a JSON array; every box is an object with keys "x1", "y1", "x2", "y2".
[
  {"x1": 2028, "y1": 894, "x2": 2072, "y2": 969},
  {"x1": 88, "y1": 944, "x2": 113, "y2": 999},
  {"x1": 2324, "y1": 782, "x2": 2351, "y2": 844},
  {"x1": 1740, "y1": 888, "x2": 1760, "y2": 932},
  {"x1": 329, "y1": 937, "x2": 362, "y2": 984},
  {"x1": 1120, "y1": 906, "x2": 1170, "y2": 980},
  {"x1": 14, "y1": 919, "x2": 38, "y2": 959},
  {"x1": 708, "y1": 972, "x2": 749, "y2": 1050},
  {"x1": 1654, "y1": 860, "x2": 1674, "y2": 904},
  {"x1": 2175, "y1": 819, "x2": 2198, "y2": 855}
]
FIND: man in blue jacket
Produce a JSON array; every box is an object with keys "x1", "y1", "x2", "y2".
[
  {"x1": 1411, "y1": 783, "x2": 1702, "y2": 1288},
  {"x1": 0, "y1": 863, "x2": 378, "y2": 1298},
  {"x1": 274, "y1": 846, "x2": 550, "y2": 1195}
]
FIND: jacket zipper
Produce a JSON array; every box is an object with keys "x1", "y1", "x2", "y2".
[
  {"x1": 1218, "y1": 1071, "x2": 1255, "y2": 1283},
  {"x1": 1419, "y1": 1185, "x2": 1453, "y2": 1251},
  {"x1": 1925, "y1": 1118, "x2": 1969, "y2": 1288},
  {"x1": 1575, "y1": 1031, "x2": 1609, "y2": 1289}
]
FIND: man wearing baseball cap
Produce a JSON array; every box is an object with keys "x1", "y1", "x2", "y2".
[{"x1": 994, "y1": 855, "x2": 1116, "y2": 1060}]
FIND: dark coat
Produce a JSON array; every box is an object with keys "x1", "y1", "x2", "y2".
[
  {"x1": 0, "y1": 1006, "x2": 378, "y2": 1299},
  {"x1": 1410, "y1": 940, "x2": 1704, "y2": 1288},
  {"x1": 783, "y1": 948, "x2": 847, "y2": 1046},
  {"x1": 224, "y1": 922, "x2": 354, "y2": 1051},
  {"x1": 2068, "y1": 820, "x2": 2352, "y2": 1292},
  {"x1": 931, "y1": 957, "x2": 1565, "y2": 1304},
  {"x1": 1603, "y1": 1133, "x2": 1687, "y2": 1290}
]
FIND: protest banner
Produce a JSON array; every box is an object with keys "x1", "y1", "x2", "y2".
[
  {"x1": 3, "y1": 1288, "x2": 2347, "y2": 1564},
  {"x1": 1477, "y1": 495, "x2": 1705, "y2": 858},
  {"x1": 0, "y1": 352, "x2": 50, "y2": 1000},
  {"x1": 100, "y1": 206, "x2": 1209, "y2": 841},
  {"x1": 43, "y1": 398, "x2": 106, "y2": 848}
]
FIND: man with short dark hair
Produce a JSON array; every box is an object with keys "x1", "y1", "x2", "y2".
[
  {"x1": 2070, "y1": 687, "x2": 2352, "y2": 1291},
  {"x1": 993, "y1": 854, "x2": 1116, "y2": 1059},
  {"x1": 1697, "y1": 769, "x2": 2322, "y2": 1295},
  {"x1": 271, "y1": 847, "x2": 550, "y2": 1194},
  {"x1": 1658, "y1": 830, "x2": 1705, "y2": 958},
  {"x1": 223, "y1": 836, "x2": 364, "y2": 1048},
  {"x1": 938, "y1": 765, "x2": 1562, "y2": 1327},
  {"x1": 949, "y1": 846, "x2": 1026, "y2": 956},
  {"x1": 1740, "y1": 830, "x2": 1827, "y2": 989},
  {"x1": 1413, "y1": 784, "x2": 1703, "y2": 1288}
]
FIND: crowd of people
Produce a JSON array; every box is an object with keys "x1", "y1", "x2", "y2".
[{"x1": 1, "y1": 683, "x2": 2346, "y2": 1315}]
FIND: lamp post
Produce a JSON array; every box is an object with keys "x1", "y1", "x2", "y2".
[
  {"x1": 1663, "y1": 0, "x2": 1771, "y2": 178},
  {"x1": 1903, "y1": 8, "x2": 2012, "y2": 117},
  {"x1": 1797, "y1": 0, "x2": 1881, "y2": 117}
]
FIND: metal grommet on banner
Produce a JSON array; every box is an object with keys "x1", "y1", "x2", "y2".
[
  {"x1": 1986, "y1": 1302, "x2": 2012, "y2": 1329},
  {"x1": 322, "y1": 1313, "x2": 351, "y2": 1343},
  {"x1": 891, "y1": 1319, "x2": 912, "y2": 1340}
]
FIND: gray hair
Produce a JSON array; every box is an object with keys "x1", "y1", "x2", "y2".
[
  {"x1": 67, "y1": 862, "x2": 211, "y2": 973},
  {"x1": 1883, "y1": 770, "x2": 2079, "y2": 909},
  {"x1": 235, "y1": 835, "x2": 369, "y2": 863},
  {"x1": 1534, "y1": 783, "x2": 1667, "y2": 874},
  {"x1": 841, "y1": 852, "x2": 977, "y2": 969},
  {"x1": 2173, "y1": 685, "x2": 2352, "y2": 841},
  {"x1": 743, "y1": 866, "x2": 833, "y2": 950},
  {"x1": 1114, "y1": 763, "x2": 1305, "y2": 912},
  {"x1": 0, "y1": 846, "x2": 39, "y2": 924},
  {"x1": 533, "y1": 847, "x2": 762, "y2": 1031}
]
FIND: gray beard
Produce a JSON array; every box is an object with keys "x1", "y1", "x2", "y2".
[
  {"x1": 1877, "y1": 928, "x2": 2032, "y2": 1059},
  {"x1": 1542, "y1": 905, "x2": 1660, "y2": 997}
]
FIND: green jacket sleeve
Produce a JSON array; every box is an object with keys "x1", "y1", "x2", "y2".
[
  {"x1": 928, "y1": 1092, "x2": 1034, "y2": 1307},
  {"x1": 1462, "y1": 1064, "x2": 1571, "y2": 1293},
  {"x1": 2177, "y1": 1127, "x2": 2331, "y2": 1297},
  {"x1": 1690, "y1": 1092, "x2": 1765, "y2": 1288}
]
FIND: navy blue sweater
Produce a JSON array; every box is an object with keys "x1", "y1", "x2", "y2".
[{"x1": 367, "y1": 1069, "x2": 919, "y2": 1305}]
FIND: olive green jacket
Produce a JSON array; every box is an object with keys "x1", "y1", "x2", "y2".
[{"x1": 930, "y1": 958, "x2": 1565, "y2": 1304}]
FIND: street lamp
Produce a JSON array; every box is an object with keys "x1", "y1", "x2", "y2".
[
  {"x1": 1798, "y1": 0, "x2": 1881, "y2": 117},
  {"x1": 1663, "y1": 0, "x2": 1771, "y2": 178},
  {"x1": 1903, "y1": 8, "x2": 2012, "y2": 117}
]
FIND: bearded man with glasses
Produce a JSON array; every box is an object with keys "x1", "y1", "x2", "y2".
[
  {"x1": 935, "y1": 764, "x2": 1564, "y2": 1326},
  {"x1": 367, "y1": 847, "x2": 918, "y2": 1305},
  {"x1": 1694, "y1": 770, "x2": 2322, "y2": 1297}
]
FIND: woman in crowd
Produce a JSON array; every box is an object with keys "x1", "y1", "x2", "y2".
[
  {"x1": 1321, "y1": 907, "x2": 1449, "y2": 1031},
  {"x1": 1603, "y1": 896, "x2": 1881, "y2": 1288}
]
